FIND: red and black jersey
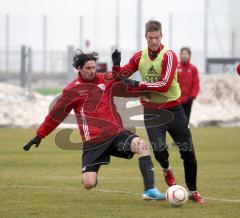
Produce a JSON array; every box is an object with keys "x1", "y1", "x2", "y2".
[
  {"x1": 37, "y1": 72, "x2": 126, "y2": 143},
  {"x1": 177, "y1": 62, "x2": 200, "y2": 104}
]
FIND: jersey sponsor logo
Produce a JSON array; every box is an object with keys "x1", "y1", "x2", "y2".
[
  {"x1": 147, "y1": 65, "x2": 158, "y2": 75},
  {"x1": 145, "y1": 75, "x2": 160, "y2": 83},
  {"x1": 78, "y1": 90, "x2": 88, "y2": 96},
  {"x1": 97, "y1": 83, "x2": 106, "y2": 91},
  {"x1": 177, "y1": 68, "x2": 183, "y2": 73},
  {"x1": 147, "y1": 50, "x2": 173, "y2": 88}
]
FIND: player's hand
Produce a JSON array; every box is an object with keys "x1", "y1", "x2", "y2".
[
  {"x1": 112, "y1": 49, "x2": 121, "y2": 66},
  {"x1": 123, "y1": 78, "x2": 140, "y2": 87},
  {"x1": 141, "y1": 91, "x2": 150, "y2": 98},
  {"x1": 189, "y1": 96, "x2": 195, "y2": 102},
  {"x1": 23, "y1": 136, "x2": 41, "y2": 151}
]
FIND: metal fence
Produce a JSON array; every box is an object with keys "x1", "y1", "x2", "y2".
[
  {"x1": 1, "y1": 7, "x2": 240, "y2": 89},
  {"x1": 1, "y1": 46, "x2": 239, "y2": 90},
  {"x1": 0, "y1": 46, "x2": 140, "y2": 89}
]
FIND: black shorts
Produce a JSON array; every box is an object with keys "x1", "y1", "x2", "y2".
[{"x1": 82, "y1": 130, "x2": 137, "y2": 173}]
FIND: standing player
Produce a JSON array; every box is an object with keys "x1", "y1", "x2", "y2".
[
  {"x1": 177, "y1": 47, "x2": 199, "y2": 122},
  {"x1": 23, "y1": 50, "x2": 165, "y2": 200},
  {"x1": 113, "y1": 20, "x2": 204, "y2": 203}
]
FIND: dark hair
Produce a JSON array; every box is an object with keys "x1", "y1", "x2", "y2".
[
  {"x1": 145, "y1": 20, "x2": 162, "y2": 35},
  {"x1": 180, "y1": 47, "x2": 191, "y2": 56},
  {"x1": 73, "y1": 49, "x2": 99, "y2": 69}
]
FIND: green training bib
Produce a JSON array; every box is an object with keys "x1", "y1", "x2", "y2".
[{"x1": 138, "y1": 47, "x2": 181, "y2": 103}]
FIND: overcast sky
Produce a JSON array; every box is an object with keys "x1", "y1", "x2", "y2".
[
  {"x1": 0, "y1": 0, "x2": 236, "y2": 72},
  {"x1": 0, "y1": 0, "x2": 226, "y2": 49}
]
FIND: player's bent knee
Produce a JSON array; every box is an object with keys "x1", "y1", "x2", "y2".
[
  {"x1": 82, "y1": 173, "x2": 97, "y2": 190},
  {"x1": 83, "y1": 183, "x2": 95, "y2": 190},
  {"x1": 131, "y1": 137, "x2": 150, "y2": 156},
  {"x1": 139, "y1": 140, "x2": 150, "y2": 155},
  {"x1": 83, "y1": 178, "x2": 97, "y2": 190}
]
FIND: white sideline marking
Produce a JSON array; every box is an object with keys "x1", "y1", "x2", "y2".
[
  {"x1": 91, "y1": 188, "x2": 140, "y2": 196},
  {"x1": 0, "y1": 185, "x2": 240, "y2": 203},
  {"x1": 50, "y1": 176, "x2": 140, "y2": 180},
  {"x1": 204, "y1": 197, "x2": 240, "y2": 203}
]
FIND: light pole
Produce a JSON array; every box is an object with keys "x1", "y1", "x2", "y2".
[
  {"x1": 203, "y1": 0, "x2": 209, "y2": 73},
  {"x1": 136, "y1": 0, "x2": 143, "y2": 51},
  {"x1": 115, "y1": 0, "x2": 120, "y2": 48}
]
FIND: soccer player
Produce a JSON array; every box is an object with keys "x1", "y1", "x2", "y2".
[
  {"x1": 113, "y1": 20, "x2": 204, "y2": 203},
  {"x1": 23, "y1": 50, "x2": 165, "y2": 200},
  {"x1": 177, "y1": 47, "x2": 199, "y2": 122}
]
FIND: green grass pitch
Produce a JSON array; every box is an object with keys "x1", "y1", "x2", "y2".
[{"x1": 0, "y1": 127, "x2": 240, "y2": 218}]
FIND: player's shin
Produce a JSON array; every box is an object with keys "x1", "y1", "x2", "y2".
[
  {"x1": 138, "y1": 154, "x2": 165, "y2": 200},
  {"x1": 138, "y1": 155, "x2": 155, "y2": 190},
  {"x1": 131, "y1": 137, "x2": 155, "y2": 190},
  {"x1": 131, "y1": 137, "x2": 164, "y2": 200}
]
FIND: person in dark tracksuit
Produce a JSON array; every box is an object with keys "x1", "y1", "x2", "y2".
[{"x1": 113, "y1": 20, "x2": 204, "y2": 203}]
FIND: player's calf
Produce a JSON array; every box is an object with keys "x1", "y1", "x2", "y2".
[{"x1": 130, "y1": 137, "x2": 165, "y2": 200}]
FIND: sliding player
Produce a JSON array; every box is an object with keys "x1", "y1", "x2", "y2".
[{"x1": 23, "y1": 50, "x2": 165, "y2": 200}]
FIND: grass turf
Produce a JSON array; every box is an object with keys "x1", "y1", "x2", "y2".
[
  {"x1": 34, "y1": 88, "x2": 61, "y2": 96},
  {"x1": 0, "y1": 127, "x2": 240, "y2": 218}
]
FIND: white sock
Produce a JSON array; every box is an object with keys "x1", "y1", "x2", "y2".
[{"x1": 189, "y1": 191, "x2": 197, "y2": 195}]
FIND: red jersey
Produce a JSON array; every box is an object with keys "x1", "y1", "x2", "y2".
[
  {"x1": 117, "y1": 44, "x2": 181, "y2": 109},
  {"x1": 37, "y1": 72, "x2": 125, "y2": 143},
  {"x1": 177, "y1": 61, "x2": 200, "y2": 104}
]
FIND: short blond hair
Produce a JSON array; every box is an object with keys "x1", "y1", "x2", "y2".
[{"x1": 145, "y1": 20, "x2": 162, "y2": 35}]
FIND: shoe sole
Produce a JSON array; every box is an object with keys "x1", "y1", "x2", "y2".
[
  {"x1": 189, "y1": 197, "x2": 205, "y2": 204},
  {"x1": 190, "y1": 200, "x2": 205, "y2": 204},
  {"x1": 142, "y1": 194, "x2": 165, "y2": 201}
]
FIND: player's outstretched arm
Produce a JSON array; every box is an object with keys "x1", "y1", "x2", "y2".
[
  {"x1": 23, "y1": 136, "x2": 41, "y2": 151},
  {"x1": 23, "y1": 89, "x2": 74, "y2": 151}
]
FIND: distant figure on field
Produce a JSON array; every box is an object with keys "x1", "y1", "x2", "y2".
[{"x1": 177, "y1": 47, "x2": 199, "y2": 122}]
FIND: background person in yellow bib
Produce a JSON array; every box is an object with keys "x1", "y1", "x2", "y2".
[{"x1": 112, "y1": 20, "x2": 204, "y2": 203}]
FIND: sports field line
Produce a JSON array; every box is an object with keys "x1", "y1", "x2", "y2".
[
  {"x1": 1, "y1": 185, "x2": 240, "y2": 203},
  {"x1": 92, "y1": 188, "x2": 240, "y2": 203},
  {"x1": 50, "y1": 176, "x2": 141, "y2": 180}
]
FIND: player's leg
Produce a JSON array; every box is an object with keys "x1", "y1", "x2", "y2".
[
  {"x1": 81, "y1": 139, "x2": 113, "y2": 190},
  {"x1": 110, "y1": 131, "x2": 165, "y2": 200},
  {"x1": 168, "y1": 106, "x2": 204, "y2": 203},
  {"x1": 145, "y1": 126, "x2": 169, "y2": 168},
  {"x1": 167, "y1": 107, "x2": 197, "y2": 190},
  {"x1": 182, "y1": 99, "x2": 193, "y2": 122},
  {"x1": 144, "y1": 108, "x2": 176, "y2": 186},
  {"x1": 130, "y1": 136, "x2": 165, "y2": 200},
  {"x1": 82, "y1": 164, "x2": 100, "y2": 190}
]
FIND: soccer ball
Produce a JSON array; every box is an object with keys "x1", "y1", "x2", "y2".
[{"x1": 165, "y1": 185, "x2": 188, "y2": 207}]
